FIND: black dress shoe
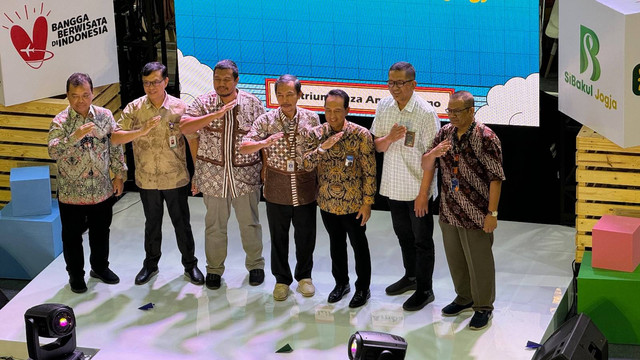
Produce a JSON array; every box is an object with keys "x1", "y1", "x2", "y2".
[
  {"x1": 206, "y1": 273, "x2": 221, "y2": 290},
  {"x1": 69, "y1": 276, "x2": 87, "y2": 294},
  {"x1": 90, "y1": 268, "x2": 120, "y2": 284},
  {"x1": 249, "y1": 269, "x2": 265, "y2": 286},
  {"x1": 327, "y1": 284, "x2": 351, "y2": 303},
  {"x1": 385, "y1": 276, "x2": 417, "y2": 295},
  {"x1": 348, "y1": 289, "x2": 371, "y2": 308},
  {"x1": 403, "y1": 290, "x2": 435, "y2": 311},
  {"x1": 135, "y1": 267, "x2": 158, "y2": 285},
  {"x1": 184, "y1": 266, "x2": 205, "y2": 285}
]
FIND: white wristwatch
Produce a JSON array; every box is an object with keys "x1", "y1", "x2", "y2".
[{"x1": 489, "y1": 211, "x2": 498, "y2": 217}]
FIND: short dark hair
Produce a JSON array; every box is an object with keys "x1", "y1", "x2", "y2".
[
  {"x1": 451, "y1": 90, "x2": 475, "y2": 108},
  {"x1": 326, "y1": 89, "x2": 349, "y2": 109},
  {"x1": 214, "y1": 59, "x2": 239, "y2": 79},
  {"x1": 66, "y1": 73, "x2": 93, "y2": 93},
  {"x1": 141, "y1": 61, "x2": 168, "y2": 78},
  {"x1": 389, "y1": 61, "x2": 416, "y2": 80},
  {"x1": 275, "y1": 74, "x2": 302, "y2": 94}
]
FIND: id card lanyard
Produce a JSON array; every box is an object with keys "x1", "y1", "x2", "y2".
[{"x1": 279, "y1": 109, "x2": 298, "y2": 172}]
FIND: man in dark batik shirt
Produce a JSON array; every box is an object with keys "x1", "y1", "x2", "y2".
[{"x1": 422, "y1": 90, "x2": 505, "y2": 330}]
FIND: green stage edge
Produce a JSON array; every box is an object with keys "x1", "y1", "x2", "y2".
[{"x1": 578, "y1": 251, "x2": 640, "y2": 345}]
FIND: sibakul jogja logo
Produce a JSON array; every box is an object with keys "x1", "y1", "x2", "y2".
[
  {"x1": 564, "y1": 25, "x2": 617, "y2": 110},
  {"x1": 2, "y1": 3, "x2": 54, "y2": 69}
]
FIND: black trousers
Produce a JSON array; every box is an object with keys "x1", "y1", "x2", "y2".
[
  {"x1": 320, "y1": 210, "x2": 371, "y2": 291},
  {"x1": 59, "y1": 196, "x2": 114, "y2": 278},
  {"x1": 387, "y1": 198, "x2": 435, "y2": 292},
  {"x1": 139, "y1": 185, "x2": 198, "y2": 270},
  {"x1": 266, "y1": 201, "x2": 316, "y2": 285}
]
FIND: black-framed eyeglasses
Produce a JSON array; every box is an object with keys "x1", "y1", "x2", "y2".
[
  {"x1": 445, "y1": 107, "x2": 472, "y2": 114},
  {"x1": 386, "y1": 79, "x2": 414, "y2": 88},
  {"x1": 142, "y1": 79, "x2": 165, "y2": 87}
]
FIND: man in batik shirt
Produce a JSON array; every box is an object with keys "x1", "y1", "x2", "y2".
[
  {"x1": 180, "y1": 59, "x2": 266, "y2": 290},
  {"x1": 240, "y1": 74, "x2": 319, "y2": 301},
  {"x1": 422, "y1": 90, "x2": 505, "y2": 330},
  {"x1": 112, "y1": 61, "x2": 204, "y2": 286},
  {"x1": 48, "y1": 73, "x2": 127, "y2": 293},
  {"x1": 303, "y1": 89, "x2": 376, "y2": 308}
]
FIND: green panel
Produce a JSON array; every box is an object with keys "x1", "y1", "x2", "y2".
[{"x1": 578, "y1": 252, "x2": 640, "y2": 344}]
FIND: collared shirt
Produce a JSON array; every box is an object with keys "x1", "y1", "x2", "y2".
[
  {"x1": 430, "y1": 121, "x2": 506, "y2": 230},
  {"x1": 117, "y1": 93, "x2": 189, "y2": 190},
  {"x1": 304, "y1": 121, "x2": 376, "y2": 215},
  {"x1": 245, "y1": 107, "x2": 319, "y2": 206},
  {"x1": 48, "y1": 105, "x2": 127, "y2": 205},
  {"x1": 184, "y1": 90, "x2": 266, "y2": 198},
  {"x1": 370, "y1": 93, "x2": 440, "y2": 201}
]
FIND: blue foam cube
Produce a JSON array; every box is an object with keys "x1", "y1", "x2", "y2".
[
  {"x1": 0, "y1": 199, "x2": 62, "y2": 279},
  {"x1": 9, "y1": 166, "x2": 52, "y2": 216}
]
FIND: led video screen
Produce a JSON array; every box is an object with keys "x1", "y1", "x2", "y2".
[{"x1": 175, "y1": 0, "x2": 539, "y2": 126}]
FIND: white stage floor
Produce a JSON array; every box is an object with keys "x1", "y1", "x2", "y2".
[{"x1": 0, "y1": 193, "x2": 576, "y2": 359}]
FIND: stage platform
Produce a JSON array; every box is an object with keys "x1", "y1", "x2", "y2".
[{"x1": 0, "y1": 193, "x2": 575, "y2": 359}]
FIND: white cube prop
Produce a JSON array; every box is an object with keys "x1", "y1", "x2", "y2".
[{"x1": 559, "y1": 0, "x2": 640, "y2": 147}]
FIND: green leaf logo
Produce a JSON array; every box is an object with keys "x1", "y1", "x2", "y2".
[{"x1": 580, "y1": 25, "x2": 601, "y2": 82}]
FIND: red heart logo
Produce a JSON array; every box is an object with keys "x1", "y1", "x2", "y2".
[{"x1": 10, "y1": 16, "x2": 48, "y2": 68}]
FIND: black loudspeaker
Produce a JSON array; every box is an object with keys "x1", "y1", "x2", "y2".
[
  {"x1": 0, "y1": 290, "x2": 9, "y2": 309},
  {"x1": 533, "y1": 313, "x2": 608, "y2": 360}
]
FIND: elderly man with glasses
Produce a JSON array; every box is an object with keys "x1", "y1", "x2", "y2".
[
  {"x1": 421, "y1": 90, "x2": 505, "y2": 330},
  {"x1": 370, "y1": 61, "x2": 441, "y2": 311},
  {"x1": 112, "y1": 61, "x2": 205, "y2": 286}
]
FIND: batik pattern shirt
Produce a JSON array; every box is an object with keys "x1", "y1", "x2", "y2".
[
  {"x1": 245, "y1": 107, "x2": 319, "y2": 206},
  {"x1": 184, "y1": 90, "x2": 265, "y2": 198},
  {"x1": 370, "y1": 93, "x2": 440, "y2": 201},
  {"x1": 48, "y1": 105, "x2": 127, "y2": 205},
  {"x1": 304, "y1": 121, "x2": 376, "y2": 215},
  {"x1": 118, "y1": 93, "x2": 189, "y2": 190},
  {"x1": 430, "y1": 121, "x2": 505, "y2": 230}
]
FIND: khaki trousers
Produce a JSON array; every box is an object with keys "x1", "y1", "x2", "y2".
[
  {"x1": 203, "y1": 190, "x2": 264, "y2": 275},
  {"x1": 439, "y1": 220, "x2": 495, "y2": 311}
]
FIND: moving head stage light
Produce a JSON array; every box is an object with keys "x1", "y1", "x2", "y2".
[
  {"x1": 348, "y1": 331, "x2": 408, "y2": 360},
  {"x1": 24, "y1": 303, "x2": 83, "y2": 360}
]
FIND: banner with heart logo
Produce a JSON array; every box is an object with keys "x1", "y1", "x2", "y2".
[{"x1": 0, "y1": 1, "x2": 119, "y2": 106}]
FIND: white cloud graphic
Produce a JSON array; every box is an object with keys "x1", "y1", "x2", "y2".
[
  {"x1": 475, "y1": 73, "x2": 539, "y2": 127},
  {"x1": 177, "y1": 49, "x2": 213, "y2": 105}
]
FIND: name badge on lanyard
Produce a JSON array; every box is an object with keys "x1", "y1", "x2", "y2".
[{"x1": 345, "y1": 154, "x2": 354, "y2": 167}]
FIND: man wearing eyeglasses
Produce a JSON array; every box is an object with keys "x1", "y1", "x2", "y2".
[
  {"x1": 180, "y1": 59, "x2": 266, "y2": 291},
  {"x1": 421, "y1": 90, "x2": 505, "y2": 330},
  {"x1": 370, "y1": 62, "x2": 441, "y2": 311},
  {"x1": 112, "y1": 62, "x2": 204, "y2": 286}
]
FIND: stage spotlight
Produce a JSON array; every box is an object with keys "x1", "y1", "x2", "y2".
[
  {"x1": 24, "y1": 303, "x2": 84, "y2": 360},
  {"x1": 348, "y1": 331, "x2": 408, "y2": 360}
]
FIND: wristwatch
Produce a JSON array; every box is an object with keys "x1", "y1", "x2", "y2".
[{"x1": 489, "y1": 211, "x2": 498, "y2": 217}]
